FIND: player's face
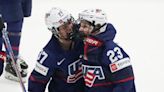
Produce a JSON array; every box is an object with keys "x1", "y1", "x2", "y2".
[
  {"x1": 58, "y1": 20, "x2": 73, "y2": 40},
  {"x1": 79, "y1": 20, "x2": 92, "y2": 36}
]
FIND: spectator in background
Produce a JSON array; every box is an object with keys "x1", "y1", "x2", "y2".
[{"x1": 0, "y1": 0, "x2": 32, "y2": 82}]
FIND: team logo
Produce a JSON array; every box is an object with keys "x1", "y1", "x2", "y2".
[
  {"x1": 67, "y1": 59, "x2": 83, "y2": 83},
  {"x1": 57, "y1": 58, "x2": 65, "y2": 65},
  {"x1": 82, "y1": 65, "x2": 105, "y2": 87}
]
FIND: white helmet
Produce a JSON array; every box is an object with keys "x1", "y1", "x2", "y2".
[
  {"x1": 45, "y1": 7, "x2": 73, "y2": 36},
  {"x1": 78, "y1": 9, "x2": 108, "y2": 34}
]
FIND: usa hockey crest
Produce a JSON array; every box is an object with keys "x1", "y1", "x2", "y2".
[
  {"x1": 67, "y1": 59, "x2": 83, "y2": 83},
  {"x1": 82, "y1": 65, "x2": 105, "y2": 87}
]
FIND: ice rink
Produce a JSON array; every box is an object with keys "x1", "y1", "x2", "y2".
[{"x1": 0, "y1": 0, "x2": 164, "y2": 92}]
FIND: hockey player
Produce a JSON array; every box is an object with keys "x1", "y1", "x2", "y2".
[
  {"x1": 0, "y1": 0, "x2": 32, "y2": 81},
  {"x1": 78, "y1": 9, "x2": 136, "y2": 92},
  {"x1": 28, "y1": 7, "x2": 84, "y2": 92}
]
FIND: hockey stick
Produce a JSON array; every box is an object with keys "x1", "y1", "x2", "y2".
[{"x1": 0, "y1": 15, "x2": 26, "y2": 92}]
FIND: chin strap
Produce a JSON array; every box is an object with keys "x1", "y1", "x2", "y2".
[
  {"x1": 91, "y1": 23, "x2": 107, "y2": 34},
  {"x1": 85, "y1": 20, "x2": 106, "y2": 34},
  {"x1": 68, "y1": 22, "x2": 107, "y2": 41}
]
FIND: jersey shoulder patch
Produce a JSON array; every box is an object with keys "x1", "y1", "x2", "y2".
[
  {"x1": 109, "y1": 57, "x2": 131, "y2": 73},
  {"x1": 34, "y1": 62, "x2": 49, "y2": 76}
]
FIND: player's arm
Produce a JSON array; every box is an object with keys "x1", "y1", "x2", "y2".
[
  {"x1": 28, "y1": 50, "x2": 55, "y2": 92},
  {"x1": 104, "y1": 43, "x2": 136, "y2": 92},
  {"x1": 112, "y1": 80, "x2": 136, "y2": 92}
]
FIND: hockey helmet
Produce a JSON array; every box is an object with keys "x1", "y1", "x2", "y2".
[
  {"x1": 45, "y1": 7, "x2": 73, "y2": 37},
  {"x1": 78, "y1": 9, "x2": 108, "y2": 34}
]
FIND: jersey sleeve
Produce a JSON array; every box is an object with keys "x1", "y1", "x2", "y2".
[
  {"x1": 103, "y1": 41, "x2": 135, "y2": 90},
  {"x1": 28, "y1": 49, "x2": 57, "y2": 92},
  {"x1": 112, "y1": 80, "x2": 136, "y2": 92}
]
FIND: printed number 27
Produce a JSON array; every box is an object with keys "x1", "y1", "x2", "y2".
[
  {"x1": 107, "y1": 47, "x2": 123, "y2": 63},
  {"x1": 37, "y1": 50, "x2": 48, "y2": 64}
]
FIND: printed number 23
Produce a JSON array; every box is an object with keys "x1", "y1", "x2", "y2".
[{"x1": 107, "y1": 47, "x2": 123, "y2": 63}]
